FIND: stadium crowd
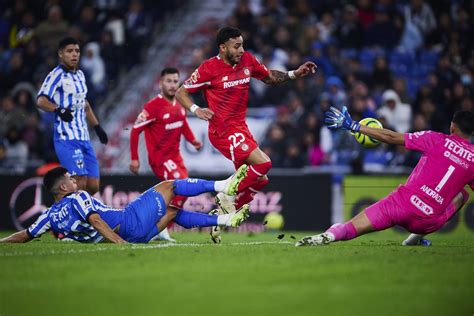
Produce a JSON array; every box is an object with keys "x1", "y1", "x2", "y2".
[{"x1": 0, "y1": 0, "x2": 473, "y2": 173}]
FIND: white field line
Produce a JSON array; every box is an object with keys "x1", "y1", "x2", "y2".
[{"x1": 0, "y1": 241, "x2": 293, "y2": 257}]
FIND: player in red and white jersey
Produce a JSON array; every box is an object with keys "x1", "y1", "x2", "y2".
[
  {"x1": 176, "y1": 26, "x2": 317, "y2": 243},
  {"x1": 130, "y1": 67, "x2": 202, "y2": 211}
]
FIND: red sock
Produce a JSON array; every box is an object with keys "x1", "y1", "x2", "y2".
[
  {"x1": 237, "y1": 161, "x2": 272, "y2": 192},
  {"x1": 170, "y1": 195, "x2": 187, "y2": 209},
  {"x1": 235, "y1": 178, "x2": 269, "y2": 209}
]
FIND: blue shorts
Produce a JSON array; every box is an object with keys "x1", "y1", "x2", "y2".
[
  {"x1": 54, "y1": 139, "x2": 99, "y2": 178},
  {"x1": 119, "y1": 188, "x2": 166, "y2": 243}
]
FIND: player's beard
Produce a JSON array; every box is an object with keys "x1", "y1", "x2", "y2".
[
  {"x1": 227, "y1": 52, "x2": 241, "y2": 66},
  {"x1": 162, "y1": 90, "x2": 176, "y2": 100}
]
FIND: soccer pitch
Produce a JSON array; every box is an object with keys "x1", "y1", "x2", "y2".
[{"x1": 1, "y1": 230, "x2": 473, "y2": 316}]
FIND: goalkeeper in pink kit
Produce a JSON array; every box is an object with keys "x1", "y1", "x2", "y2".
[{"x1": 297, "y1": 108, "x2": 473, "y2": 247}]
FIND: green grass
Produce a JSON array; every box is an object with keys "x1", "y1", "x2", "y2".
[{"x1": 0, "y1": 230, "x2": 473, "y2": 316}]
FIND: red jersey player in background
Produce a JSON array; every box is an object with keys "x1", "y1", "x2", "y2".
[
  {"x1": 130, "y1": 67, "x2": 202, "y2": 240},
  {"x1": 176, "y1": 27, "x2": 317, "y2": 243}
]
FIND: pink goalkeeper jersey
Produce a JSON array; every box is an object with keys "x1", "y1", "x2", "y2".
[{"x1": 400, "y1": 131, "x2": 474, "y2": 218}]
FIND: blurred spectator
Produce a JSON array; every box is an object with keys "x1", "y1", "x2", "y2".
[
  {"x1": 364, "y1": 6, "x2": 397, "y2": 48},
  {"x1": 403, "y1": 0, "x2": 436, "y2": 36},
  {"x1": 81, "y1": 42, "x2": 106, "y2": 97},
  {"x1": 9, "y1": 10, "x2": 36, "y2": 48},
  {"x1": 261, "y1": 124, "x2": 287, "y2": 167},
  {"x1": 22, "y1": 112, "x2": 43, "y2": 159},
  {"x1": 0, "y1": 95, "x2": 27, "y2": 136},
  {"x1": 282, "y1": 141, "x2": 306, "y2": 168},
  {"x1": 377, "y1": 89, "x2": 412, "y2": 133},
  {"x1": 397, "y1": 12, "x2": 423, "y2": 51},
  {"x1": 356, "y1": 0, "x2": 375, "y2": 29},
  {"x1": 100, "y1": 30, "x2": 121, "y2": 84},
  {"x1": 34, "y1": 5, "x2": 69, "y2": 51},
  {"x1": 392, "y1": 77, "x2": 412, "y2": 104},
  {"x1": 418, "y1": 98, "x2": 444, "y2": 131},
  {"x1": 12, "y1": 82, "x2": 36, "y2": 112},
  {"x1": 0, "y1": 51, "x2": 30, "y2": 89},
  {"x1": 125, "y1": 0, "x2": 152, "y2": 67},
  {"x1": 325, "y1": 76, "x2": 347, "y2": 107},
  {"x1": 76, "y1": 6, "x2": 101, "y2": 43},
  {"x1": 370, "y1": 56, "x2": 392, "y2": 91},
  {"x1": 315, "y1": 12, "x2": 334, "y2": 44},
  {"x1": 232, "y1": 0, "x2": 256, "y2": 34},
  {"x1": 335, "y1": 4, "x2": 363, "y2": 48},
  {"x1": 4, "y1": 126, "x2": 28, "y2": 171}
]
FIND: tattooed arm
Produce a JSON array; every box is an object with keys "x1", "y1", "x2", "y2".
[
  {"x1": 262, "y1": 70, "x2": 291, "y2": 84},
  {"x1": 262, "y1": 61, "x2": 317, "y2": 85}
]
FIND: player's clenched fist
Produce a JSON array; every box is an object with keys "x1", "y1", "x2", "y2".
[
  {"x1": 192, "y1": 139, "x2": 203, "y2": 151},
  {"x1": 195, "y1": 108, "x2": 214, "y2": 121},
  {"x1": 129, "y1": 159, "x2": 140, "y2": 175}
]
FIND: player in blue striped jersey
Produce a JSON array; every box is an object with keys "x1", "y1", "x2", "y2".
[
  {"x1": 37, "y1": 37, "x2": 108, "y2": 195},
  {"x1": 0, "y1": 165, "x2": 250, "y2": 244}
]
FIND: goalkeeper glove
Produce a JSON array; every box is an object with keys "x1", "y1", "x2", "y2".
[{"x1": 324, "y1": 106, "x2": 361, "y2": 133}]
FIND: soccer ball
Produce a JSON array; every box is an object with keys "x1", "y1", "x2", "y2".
[
  {"x1": 263, "y1": 212, "x2": 284, "y2": 230},
  {"x1": 353, "y1": 117, "x2": 383, "y2": 147}
]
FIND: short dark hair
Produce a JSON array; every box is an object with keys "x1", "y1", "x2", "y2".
[
  {"x1": 216, "y1": 26, "x2": 242, "y2": 46},
  {"x1": 161, "y1": 67, "x2": 179, "y2": 77},
  {"x1": 43, "y1": 167, "x2": 68, "y2": 194},
  {"x1": 452, "y1": 110, "x2": 474, "y2": 135},
  {"x1": 58, "y1": 37, "x2": 80, "y2": 51}
]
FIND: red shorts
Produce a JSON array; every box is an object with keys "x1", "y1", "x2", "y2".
[
  {"x1": 150, "y1": 155, "x2": 188, "y2": 208},
  {"x1": 208, "y1": 125, "x2": 258, "y2": 169},
  {"x1": 150, "y1": 155, "x2": 189, "y2": 181}
]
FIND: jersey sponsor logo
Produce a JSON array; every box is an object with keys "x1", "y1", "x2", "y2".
[
  {"x1": 443, "y1": 138, "x2": 473, "y2": 162},
  {"x1": 420, "y1": 185, "x2": 444, "y2": 204},
  {"x1": 223, "y1": 77, "x2": 251, "y2": 89},
  {"x1": 444, "y1": 151, "x2": 470, "y2": 169},
  {"x1": 165, "y1": 121, "x2": 184, "y2": 130},
  {"x1": 410, "y1": 194, "x2": 434, "y2": 215}
]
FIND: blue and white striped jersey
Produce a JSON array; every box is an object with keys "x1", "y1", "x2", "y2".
[
  {"x1": 27, "y1": 191, "x2": 124, "y2": 243},
  {"x1": 38, "y1": 65, "x2": 90, "y2": 141}
]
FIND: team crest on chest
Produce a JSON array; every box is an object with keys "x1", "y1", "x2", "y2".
[
  {"x1": 244, "y1": 68, "x2": 250, "y2": 76},
  {"x1": 163, "y1": 113, "x2": 170, "y2": 119}
]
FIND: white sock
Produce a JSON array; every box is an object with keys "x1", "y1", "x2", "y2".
[
  {"x1": 217, "y1": 214, "x2": 232, "y2": 226},
  {"x1": 402, "y1": 233, "x2": 425, "y2": 246},
  {"x1": 325, "y1": 232, "x2": 335, "y2": 242},
  {"x1": 214, "y1": 180, "x2": 225, "y2": 192},
  {"x1": 214, "y1": 173, "x2": 235, "y2": 192},
  {"x1": 158, "y1": 228, "x2": 171, "y2": 239}
]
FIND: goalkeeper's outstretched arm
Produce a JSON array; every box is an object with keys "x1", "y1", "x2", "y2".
[{"x1": 359, "y1": 125, "x2": 405, "y2": 146}]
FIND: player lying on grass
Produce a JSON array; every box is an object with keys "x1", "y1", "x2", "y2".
[
  {"x1": 296, "y1": 108, "x2": 473, "y2": 247},
  {"x1": 0, "y1": 165, "x2": 250, "y2": 244}
]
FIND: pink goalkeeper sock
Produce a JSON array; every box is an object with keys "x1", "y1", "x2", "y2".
[{"x1": 326, "y1": 222, "x2": 358, "y2": 241}]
